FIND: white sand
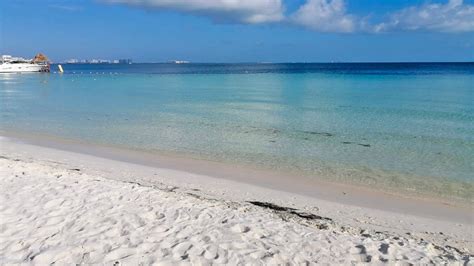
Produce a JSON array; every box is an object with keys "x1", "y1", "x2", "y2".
[{"x1": 0, "y1": 138, "x2": 472, "y2": 264}]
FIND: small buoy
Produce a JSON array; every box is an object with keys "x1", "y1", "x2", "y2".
[{"x1": 58, "y1": 64, "x2": 64, "y2": 73}]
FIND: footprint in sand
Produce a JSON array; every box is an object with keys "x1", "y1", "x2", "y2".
[
  {"x1": 204, "y1": 245, "x2": 219, "y2": 260},
  {"x1": 231, "y1": 224, "x2": 251, "y2": 233},
  {"x1": 172, "y1": 242, "x2": 193, "y2": 260}
]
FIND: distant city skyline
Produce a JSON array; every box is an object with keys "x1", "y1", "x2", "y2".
[
  {"x1": 63, "y1": 58, "x2": 132, "y2": 64},
  {"x1": 1, "y1": 0, "x2": 473, "y2": 63}
]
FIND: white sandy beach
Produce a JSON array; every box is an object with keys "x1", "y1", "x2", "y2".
[{"x1": 0, "y1": 136, "x2": 473, "y2": 264}]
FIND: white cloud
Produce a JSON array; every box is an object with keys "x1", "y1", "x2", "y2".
[
  {"x1": 290, "y1": 0, "x2": 356, "y2": 33},
  {"x1": 103, "y1": 0, "x2": 284, "y2": 24},
  {"x1": 102, "y1": 0, "x2": 474, "y2": 33},
  {"x1": 375, "y1": 0, "x2": 474, "y2": 33}
]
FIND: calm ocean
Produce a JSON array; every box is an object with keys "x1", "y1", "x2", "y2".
[{"x1": 1, "y1": 63, "x2": 473, "y2": 201}]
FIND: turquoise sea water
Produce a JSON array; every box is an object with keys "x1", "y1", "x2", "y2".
[{"x1": 1, "y1": 63, "x2": 473, "y2": 201}]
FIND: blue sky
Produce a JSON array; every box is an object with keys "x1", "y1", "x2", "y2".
[{"x1": 1, "y1": 0, "x2": 473, "y2": 62}]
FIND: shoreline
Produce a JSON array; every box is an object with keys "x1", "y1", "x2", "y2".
[
  {"x1": 0, "y1": 135, "x2": 473, "y2": 263},
  {"x1": 1, "y1": 133, "x2": 473, "y2": 223},
  {"x1": 1, "y1": 130, "x2": 472, "y2": 219},
  {"x1": 1, "y1": 127, "x2": 471, "y2": 207}
]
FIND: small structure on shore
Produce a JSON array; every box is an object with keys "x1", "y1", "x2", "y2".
[{"x1": 32, "y1": 53, "x2": 49, "y2": 63}]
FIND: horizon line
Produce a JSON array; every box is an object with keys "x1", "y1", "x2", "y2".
[{"x1": 56, "y1": 61, "x2": 474, "y2": 64}]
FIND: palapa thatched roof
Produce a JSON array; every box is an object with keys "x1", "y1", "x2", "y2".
[{"x1": 32, "y1": 53, "x2": 49, "y2": 62}]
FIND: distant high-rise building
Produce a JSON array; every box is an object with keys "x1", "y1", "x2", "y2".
[
  {"x1": 66, "y1": 59, "x2": 79, "y2": 64},
  {"x1": 118, "y1": 59, "x2": 132, "y2": 64}
]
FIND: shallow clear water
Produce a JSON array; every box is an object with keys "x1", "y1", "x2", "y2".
[{"x1": 1, "y1": 63, "x2": 473, "y2": 200}]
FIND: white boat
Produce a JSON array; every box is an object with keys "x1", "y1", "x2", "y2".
[{"x1": 0, "y1": 54, "x2": 50, "y2": 73}]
